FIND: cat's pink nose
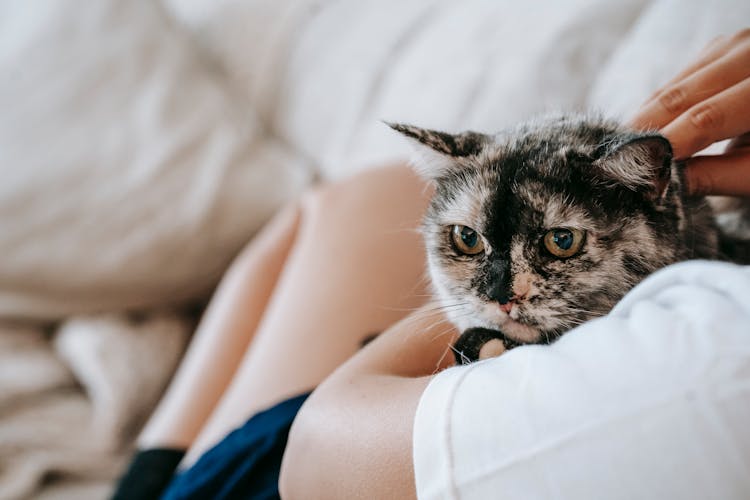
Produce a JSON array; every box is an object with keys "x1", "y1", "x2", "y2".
[{"x1": 499, "y1": 301, "x2": 514, "y2": 314}]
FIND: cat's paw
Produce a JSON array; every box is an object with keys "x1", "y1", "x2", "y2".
[{"x1": 452, "y1": 327, "x2": 519, "y2": 365}]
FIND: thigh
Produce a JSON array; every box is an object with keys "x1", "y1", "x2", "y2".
[
  {"x1": 138, "y1": 203, "x2": 302, "y2": 450},
  {"x1": 183, "y1": 163, "x2": 432, "y2": 465}
]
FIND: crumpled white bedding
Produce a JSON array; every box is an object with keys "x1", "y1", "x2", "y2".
[
  {"x1": 0, "y1": 314, "x2": 189, "y2": 499},
  {"x1": 1, "y1": 0, "x2": 747, "y2": 497}
]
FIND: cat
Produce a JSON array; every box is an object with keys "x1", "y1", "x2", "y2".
[{"x1": 389, "y1": 113, "x2": 734, "y2": 364}]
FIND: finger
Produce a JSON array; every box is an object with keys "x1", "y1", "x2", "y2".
[
  {"x1": 662, "y1": 76, "x2": 750, "y2": 159},
  {"x1": 683, "y1": 148, "x2": 750, "y2": 197},
  {"x1": 630, "y1": 41, "x2": 750, "y2": 131}
]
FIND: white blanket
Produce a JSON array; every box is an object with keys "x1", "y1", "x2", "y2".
[
  {"x1": 0, "y1": 314, "x2": 189, "y2": 499},
  {"x1": 1, "y1": 0, "x2": 748, "y2": 498}
]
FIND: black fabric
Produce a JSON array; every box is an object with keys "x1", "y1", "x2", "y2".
[
  {"x1": 161, "y1": 392, "x2": 310, "y2": 500},
  {"x1": 111, "y1": 448, "x2": 186, "y2": 500}
]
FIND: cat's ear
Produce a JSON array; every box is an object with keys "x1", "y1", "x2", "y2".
[
  {"x1": 387, "y1": 122, "x2": 489, "y2": 180},
  {"x1": 593, "y1": 134, "x2": 673, "y2": 200}
]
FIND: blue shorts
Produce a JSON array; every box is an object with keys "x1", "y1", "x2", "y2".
[{"x1": 161, "y1": 392, "x2": 311, "y2": 500}]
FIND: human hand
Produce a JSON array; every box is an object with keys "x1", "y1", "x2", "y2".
[{"x1": 629, "y1": 30, "x2": 750, "y2": 197}]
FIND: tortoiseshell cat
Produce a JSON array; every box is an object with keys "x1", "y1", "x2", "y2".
[{"x1": 390, "y1": 114, "x2": 745, "y2": 364}]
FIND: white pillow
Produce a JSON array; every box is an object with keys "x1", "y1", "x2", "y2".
[{"x1": 0, "y1": 0, "x2": 312, "y2": 319}]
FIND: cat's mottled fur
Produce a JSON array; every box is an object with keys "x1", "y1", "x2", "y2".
[{"x1": 390, "y1": 114, "x2": 723, "y2": 357}]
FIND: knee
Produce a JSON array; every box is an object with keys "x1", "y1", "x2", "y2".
[{"x1": 299, "y1": 163, "x2": 428, "y2": 222}]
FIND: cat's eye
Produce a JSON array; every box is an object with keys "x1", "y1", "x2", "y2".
[
  {"x1": 451, "y1": 225, "x2": 485, "y2": 255},
  {"x1": 543, "y1": 228, "x2": 585, "y2": 258}
]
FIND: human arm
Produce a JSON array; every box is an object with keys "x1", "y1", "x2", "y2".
[
  {"x1": 629, "y1": 29, "x2": 750, "y2": 197},
  {"x1": 279, "y1": 305, "x2": 458, "y2": 499}
]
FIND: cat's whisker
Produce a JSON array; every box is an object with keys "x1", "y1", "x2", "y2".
[
  {"x1": 427, "y1": 321, "x2": 461, "y2": 341},
  {"x1": 397, "y1": 303, "x2": 470, "y2": 338},
  {"x1": 407, "y1": 304, "x2": 469, "y2": 322},
  {"x1": 379, "y1": 304, "x2": 438, "y2": 313},
  {"x1": 433, "y1": 345, "x2": 454, "y2": 374},
  {"x1": 386, "y1": 303, "x2": 471, "y2": 342},
  {"x1": 429, "y1": 325, "x2": 461, "y2": 342},
  {"x1": 426, "y1": 313, "x2": 480, "y2": 341},
  {"x1": 400, "y1": 301, "x2": 466, "y2": 315},
  {"x1": 543, "y1": 330, "x2": 551, "y2": 345},
  {"x1": 448, "y1": 344, "x2": 471, "y2": 366},
  {"x1": 382, "y1": 297, "x2": 467, "y2": 311},
  {"x1": 416, "y1": 309, "x2": 467, "y2": 333}
]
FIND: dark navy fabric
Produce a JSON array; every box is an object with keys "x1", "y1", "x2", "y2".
[{"x1": 161, "y1": 392, "x2": 311, "y2": 500}]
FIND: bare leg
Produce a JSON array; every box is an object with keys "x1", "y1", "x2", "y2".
[
  {"x1": 182, "y1": 164, "x2": 431, "y2": 466},
  {"x1": 138, "y1": 203, "x2": 302, "y2": 450}
]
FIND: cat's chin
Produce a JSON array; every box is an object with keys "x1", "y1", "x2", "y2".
[
  {"x1": 448, "y1": 310, "x2": 543, "y2": 344},
  {"x1": 475, "y1": 301, "x2": 543, "y2": 344},
  {"x1": 446, "y1": 302, "x2": 543, "y2": 344},
  {"x1": 497, "y1": 317, "x2": 541, "y2": 344}
]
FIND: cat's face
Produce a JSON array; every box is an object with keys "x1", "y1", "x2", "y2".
[{"x1": 392, "y1": 115, "x2": 695, "y2": 344}]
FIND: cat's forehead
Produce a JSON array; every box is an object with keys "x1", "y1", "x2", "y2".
[
  {"x1": 430, "y1": 115, "x2": 625, "y2": 230},
  {"x1": 433, "y1": 167, "x2": 594, "y2": 233},
  {"x1": 484, "y1": 133, "x2": 595, "y2": 174},
  {"x1": 496, "y1": 113, "x2": 614, "y2": 152},
  {"x1": 514, "y1": 180, "x2": 593, "y2": 229},
  {"x1": 432, "y1": 166, "x2": 496, "y2": 227}
]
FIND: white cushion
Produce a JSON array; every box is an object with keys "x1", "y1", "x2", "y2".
[{"x1": 0, "y1": 0, "x2": 312, "y2": 319}]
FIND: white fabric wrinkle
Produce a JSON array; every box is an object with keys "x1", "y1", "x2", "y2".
[
  {"x1": 415, "y1": 261, "x2": 750, "y2": 499},
  {"x1": 452, "y1": 377, "x2": 750, "y2": 488}
]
